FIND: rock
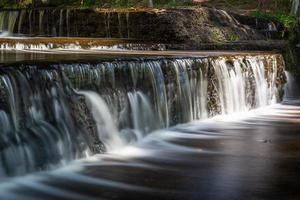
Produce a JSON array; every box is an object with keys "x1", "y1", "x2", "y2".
[{"x1": 2, "y1": 7, "x2": 264, "y2": 43}]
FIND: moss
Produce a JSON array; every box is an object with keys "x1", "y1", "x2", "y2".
[
  {"x1": 228, "y1": 33, "x2": 240, "y2": 42},
  {"x1": 209, "y1": 29, "x2": 225, "y2": 43}
]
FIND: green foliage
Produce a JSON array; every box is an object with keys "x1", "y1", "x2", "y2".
[
  {"x1": 0, "y1": 0, "x2": 195, "y2": 8},
  {"x1": 228, "y1": 33, "x2": 240, "y2": 42},
  {"x1": 0, "y1": 0, "x2": 48, "y2": 8},
  {"x1": 0, "y1": 0, "x2": 18, "y2": 8},
  {"x1": 250, "y1": 10, "x2": 300, "y2": 41},
  {"x1": 251, "y1": 10, "x2": 297, "y2": 29}
]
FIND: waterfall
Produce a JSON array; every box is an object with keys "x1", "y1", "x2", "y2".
[
  {"x1": 168, "y1": 59, "x2": 194, "y2": 123},
  {"x1": 0, "y1": 69, "x2": 87, "y2": 176},
  {"x1": 18, "y1": 10, "x2": 26, "y2": 34},
  {"x1": 127, "y1": 91, "x2": 159, "y2": 136},
  {"x1": 118, "y1": 13, "x2": 123, "y2": 38},
  {"x1": 0, "y1": 11, "x2": 19, "y2": 35},
  {"x1": 212, "y1": 57, "x2": 248, "y2": 113},
  {"x1": 28, "y1": 10, "x2": 33, "y2": 35},
  {"x1": 59, "y1": 10, "x2": 64, "y2": 37},
  {"x1": 39, "y1": 10, "x2": 45, "y2": 35},
  {"x1": 149, "y1": 0, "x2": 154, "y2": 7},
  {"x1": 190, "y1": 59, "x2": 208, "y2": 120},
  {"x1": 126, "y1": 13, "x2": 130, "y2": 38},
  {"x1": 105, "y1": 12, "x2": 111, "y2": 38},
  {"x1": 217, "y1": 10, "x2": 241, "y2": 27},
  {"x1": 0, "y1": 54, "x2": 284, "y2": 177},
  {"x1": 66, "y1": 9, "x2": 70, "y2": 37},
  {"x1": 78, "y1": 91, "x2": 124, "y2": 151},
  {"x1": 8, "y1": 12, "x2": 19, "y2": 33},
  {"x1": 0, "y1": 11, "x2": 7, "y2": 33},
  {"x1": 291, "y1": 0, "x2": 299, "y2": 15}
]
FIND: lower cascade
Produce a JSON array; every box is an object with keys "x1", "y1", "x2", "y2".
[{"x1": 0, "y1": 54, "x2": 285, "y2": 177}]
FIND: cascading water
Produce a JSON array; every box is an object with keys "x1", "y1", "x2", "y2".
[
  {"x1": 0, "y1": 69, "x2": 86, "y2": 176},
  {"x1": 0, "y1": 9, "x2": 131, "y2": 37},
  {"x1": 39, "y1": 10, "x2": 45, "y2": 35},
  {"x1": 291, "y1": 0, "x2": 300, "y2": 15},
  {"x1": 0, "y1": 9, "x2": 62, "y2": 36},
  {"x1": 28, "y1": 10, "x2": 32, "y2": 35},
  {"x1": 18, "y1": 10, "x2": 26, "y2": 34},
  {"x1": 0, "y1": 11, "x2": 19, "y2": 36},
  {"x1": 118, "y1": 13, "x2": 123, "y2": 38},
  {"x1": 59, "y1": 10, "x2": 64, "y2": 37},
  {"x1": 7, "y1": 12, "x2": 18, "y2": 33},
  {"x1": 66, "y1": 9, "x2": 70, "y2": 37},
  {"x1": 0, "y1": 54, "x2": 285, "y2": 178},
  {"x1": 149, "y1": 0, "x2": 154, "y2": 7},
  {"x1": 78, "y1": 91, "x2": 125, "y2": 151},
  {"x1": 0, "y1": 7, "x2": 259, "y2": 40},
  {"x1": 0, "y1": 11, "x2": 6, "y2": 32},
  {"x1": 127, "y1": 91, "x2": 159, "y2": 136},
  {"x1": 105, "y1": 12, "x2": 111, "y2": 38},
  {"x1": 126, "y1": 13, "x2": 130, "y2": 38}
]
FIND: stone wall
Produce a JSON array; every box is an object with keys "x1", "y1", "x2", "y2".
[{"x1": 1, "y1": 7, "x2": 264, "y2": 44}]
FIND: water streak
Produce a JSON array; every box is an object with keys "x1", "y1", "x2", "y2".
[
  {"x1": 0, "y1": 54, "x2": 285, "y2": 177},
  {"x1": 66, "y1": 9, "x2": 70, "y2": 37},
  {"x1": 291, "y1": 0, "x2": 300, "y2": 15},
  {"x1": 78, "y1": 91, "x2": 124, "y2": 151},
  {"x1": 39, "y1": 10, "x2": 45, "y2": 35},
  {"x1": 59, "y1": 10, "x2": 64, "y2": 37},
  {"x1": 18, "y1": 10, "x2": 26, "y2": 34},
  {"x1": 0, "y1": 11, "x2": 19, "y2": 35}
]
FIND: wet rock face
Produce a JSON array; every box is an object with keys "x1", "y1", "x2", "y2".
[
  {"x1": 206, "y1": 60, "x2": 222, "y2": 117},
  {"x1": 70, "y1": 96, "x2": 106, "y2": 154},
  {"x1": 2, "y1": 7, "x2": 264, "y2": 43},
  {"x1": 231, "y1": 12, "x2": 284, "y2": 40}
]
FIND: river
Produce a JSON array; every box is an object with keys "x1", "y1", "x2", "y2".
[{"x1": 0, "y1": 45, "x2": 295, "y2": 199}]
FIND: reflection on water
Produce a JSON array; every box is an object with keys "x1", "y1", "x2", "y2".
[{"x1": 0, "y1": 101, "x2": 300, "y2": 199}]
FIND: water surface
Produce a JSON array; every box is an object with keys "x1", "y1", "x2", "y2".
[{"x1": 0, "y1": 49, "x2": 296, "y2": 200}]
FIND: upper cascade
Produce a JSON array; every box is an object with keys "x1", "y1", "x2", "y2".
[
  {"x1": 0, "y1": 53, "x2": 286, "y2": 177},
  {"x1": 0, "y1": 8, "x2": 262, "y2": 43}
]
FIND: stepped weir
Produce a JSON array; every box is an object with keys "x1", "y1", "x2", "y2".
[
  {"x1": 0, "y1": 51, "x2": 285, "y2": 177},
  {"x1": 0, "y1": 4, "x2": 299, "y2": 200}
]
